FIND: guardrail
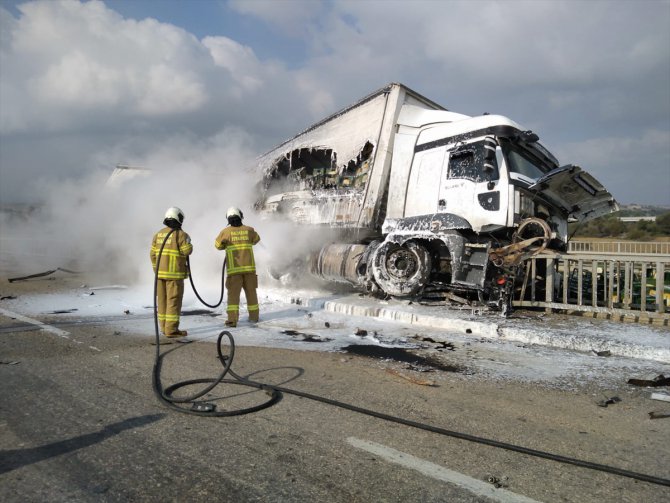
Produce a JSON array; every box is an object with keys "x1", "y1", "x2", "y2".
[
  {"x1": 568, "y1": 240, "x2": 670, "y2": 255},
  {"x1": 513, "y1": 252, "x2": 670, "y2": 325}
]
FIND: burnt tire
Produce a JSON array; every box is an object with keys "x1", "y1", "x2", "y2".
[{"x1": 371, "y1": 241, "x2": 431, "y2": 297}]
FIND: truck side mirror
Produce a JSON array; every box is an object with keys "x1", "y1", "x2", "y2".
[{"x1": 518, "y1": 130, "x2": 539, "y2": 143}]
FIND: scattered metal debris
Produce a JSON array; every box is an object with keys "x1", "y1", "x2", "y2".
[
  {"x1": 1, "y1": 360, "x2": 20, "y2": 365},
  {"x1": 627, "y1": 374, "x2": 670, "y2": 387},
  {"x1": 406, "y1": 364, "x2": 434, "y2": 373},
  {"x1": 123, "y1": 310, "x2": 131, "y2": 315},
  {"x1": 0, "y1": 295, "x2": 17, "y2": 300},
  {"x1": 486, "y1": 475, "x2": 509, "y2": 489},
  {"x1": 648, "y1": 411, "x2": 670, "y2": 420},
  {"x1": 385, "y1": 368, "x2": 436, "y2": 387},
  {"x1": 47, "y1": 309, "x2": 78, "y2": 314},
  {"x1": 415, "y1": 336, "x2": 456, "y2": 351},
  {"x1": 280, "y1": 329, "x2": 332, "y2": 342},
  {"x1": 354, "y1": 328, "x2": 368, "y2": 336},
  {"x1": 8, "y1": 267, "x2": 80, "y2": 283},
  {"x1": 301, "y1": 334, "x2": 332, "y2": 342},
  {"x1": 593, "y1": 350, "x2": 611, "y2": 357},
  {"x1": 597, "y1": 396, "x2": 622, "y2": 407},
  {"x1": 650, "y1": 392, "x2": 670, "y2": 403}
]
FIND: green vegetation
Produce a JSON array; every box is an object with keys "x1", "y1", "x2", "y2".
[{"x1": 569, "y1": 210, "x2": 670, "y2": 240}]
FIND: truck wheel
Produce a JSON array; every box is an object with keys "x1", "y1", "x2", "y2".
[{"x1": 371, "y1": 241, "x2": 431, "y2": 297}]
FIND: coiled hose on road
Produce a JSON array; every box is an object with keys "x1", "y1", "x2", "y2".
[
  {"x1": 151, "y1": 230, "x2": 670, "y2": 487},
  {"x1": 151, "y1": 228, "x2": 281, "y2": 416}
]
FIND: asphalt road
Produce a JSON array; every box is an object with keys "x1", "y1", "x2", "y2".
[{"x1": 1, "y1": 305, "x2": 669, "y2": 503}]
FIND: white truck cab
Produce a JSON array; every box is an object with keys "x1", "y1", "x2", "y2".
[{"x1": 255, "y1": 83, "x2": 618, "y2": 311}]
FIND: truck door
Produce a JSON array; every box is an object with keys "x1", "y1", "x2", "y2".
[
  {"x1": 439, "y1": 137, "x2": 507, "y2": 231},
  {"x1": 403, "y1": 147, "x2": 447, "y2": 216}
]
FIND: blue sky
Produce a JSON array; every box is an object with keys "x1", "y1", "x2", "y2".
[
  {"x1": 105, "y1": 0, "x2": 311, "y2": 65},
  {"x1": 1, "y1": 0, "x2": 669, "y2": 206}
]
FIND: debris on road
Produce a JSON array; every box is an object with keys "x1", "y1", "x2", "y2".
[
  {"x1": 1, "y1": 295, "x2": 17, "y2": 300},
  {"x1": 650, "y1": 392, "x2": 670, "y2": 403},
  {"x1": 1, "y1": 360, "x2": 20, "y2": 365},
  {"x1": 648, "y1": 411, "x2": 670, "y2": 420},
  {"x1": 8, "y1": 267, "x2": 80, "y2": 283},
  {"x1": 415, "y1": 336, "x2": 456, "y2": 351},
  {"x1": 280, "y1": 329, "x2": 332, "y2": 342},
  {"x1": 593, "y1": 350, "x2": 612, "y2": 357},
  {"x1": 597, "y1": 396, "x2": 622, "y2": 407},
  {"x1": 47, "y1": 308, "x2": 78, "y2": 314},
  {"x1": 627, "y1": 374, "x2": 670, "y2": 387},
  {"x1": 354, "y1": 328, "x2": 368, "y2": 336},
  {"x1": 486, "y1": 475, "x2": 509, "y2": 489},
  {"x1": 386, "y1": 368, "x2": 436, "y2": 387}
]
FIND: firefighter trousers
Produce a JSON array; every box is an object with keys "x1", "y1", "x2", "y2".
[
  {"x1": 156, "y1": 279, "x2": 185, "y2": 335},
  {"x1": 225, "y1": 273, "x2": 259, "y2": 324}
]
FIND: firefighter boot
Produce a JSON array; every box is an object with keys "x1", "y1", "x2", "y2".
[{"x1": 166, "y1": 330, "x2": 188, "y2": 338}]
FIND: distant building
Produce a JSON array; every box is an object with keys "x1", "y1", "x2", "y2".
[{"x1": 619, "y1": 216, "x2": 656, "y2": 222}]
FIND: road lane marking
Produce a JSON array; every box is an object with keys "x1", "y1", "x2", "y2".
[
  {"x1": 0, "y1": 307, "x2": 70, "y2": 337},
  {"x1": 347, "y1": 437, "x2": 542, "y2": 503}
]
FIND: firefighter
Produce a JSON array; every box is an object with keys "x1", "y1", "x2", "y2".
[
  {"x1": 150, "y1": 207, "x2": 193, "y2": 338},
  {"x1": 215, "y1": 206, "x2": 260, "y2": 327}
]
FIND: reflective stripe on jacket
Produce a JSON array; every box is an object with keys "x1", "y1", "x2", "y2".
[
  {"x1": 150, "y1": 227, "x2": 193, "y2": 280},
  {"x1": 214, "y1": 225, "x2": 260, "y2": 275}
]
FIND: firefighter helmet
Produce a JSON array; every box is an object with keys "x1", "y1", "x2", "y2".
[
  {"x1": 164, "y1": 206, "x2": 185, "y2": 223},
  {"x1": 226, "y1": 207, "x2": 243, "y2": 220}
]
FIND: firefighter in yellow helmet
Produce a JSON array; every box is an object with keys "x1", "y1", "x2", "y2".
[
  {"x1": 150, "y1": 207, "x2": 193, "y2": 338},
  {"x1": 215, "y1": 206, "x2": 260, "y2": 327}
]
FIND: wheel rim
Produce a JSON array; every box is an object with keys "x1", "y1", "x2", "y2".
[
  {"x1": 372, "y1": 241, "x2": 431, "y2": 297},
  {"x1": 386, "y1": 247, "x2": 418, "y2": 280}
]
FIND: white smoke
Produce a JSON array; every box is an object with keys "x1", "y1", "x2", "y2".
[{"x1": 0, "y1": 124, "x2": 347, "y2": 301}]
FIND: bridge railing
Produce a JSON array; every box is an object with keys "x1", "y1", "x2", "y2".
[
  {"x1": 513, "y1": 252, "x2": 670, "y2": 324},
  {"x1": 568, "y1": 240, "x2": 670, "y2": 255}
]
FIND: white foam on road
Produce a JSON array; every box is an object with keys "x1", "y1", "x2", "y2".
[{"x1": 2, "y1": 284, "x2": 669, "y2": 388}]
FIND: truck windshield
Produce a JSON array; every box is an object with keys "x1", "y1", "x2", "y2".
[{"x1": 501, "y1": 140, "x2": 551, "y2": 181}]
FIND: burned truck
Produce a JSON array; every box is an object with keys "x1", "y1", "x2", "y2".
[{"x1": 256, "y1": 83, "x2": 618, "y2": 311}]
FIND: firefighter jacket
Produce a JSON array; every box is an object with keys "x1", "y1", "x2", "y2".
[
  {"x1": 214, "y1": 224, "x2": 260, "y2": 275},
  {"x1": 150, "y1": 227, "x2": 193, "y2": 280}
]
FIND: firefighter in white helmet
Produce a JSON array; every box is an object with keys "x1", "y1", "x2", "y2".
[
  {"x1": 150, "y1": 207, "x2": 193, "y2": 338},
  {"x1": 214, "y1": 206, "x2": 260, "y2": 327}
]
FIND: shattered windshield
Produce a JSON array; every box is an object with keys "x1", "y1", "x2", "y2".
[
  {"x1": 501, "y1": 139, "x2": 552, "y2": 181},
  {"x1": 447, "y1": 140, "x2": 499, "y2": 182}
]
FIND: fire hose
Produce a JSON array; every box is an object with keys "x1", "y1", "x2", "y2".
[
  {"x1": 151, "y1": 230, "x2": 670, "y2": 487},
  {"x1": 151, "y1": 228, "x2": 281, "y2": 416}
]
